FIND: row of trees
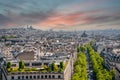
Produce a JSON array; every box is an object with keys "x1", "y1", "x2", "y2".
[
  {"x1": 72, "y1": 46, "x2": 87, "y2": 80},
  {"x1": 7, "y1": 60, "x2": 65, "y2": 72},
  {"x1": 87, "y1": 44, "x2": 115, "y2": 80},
  {"x1": 1, "y1": 35, "x2": 17, "y2": 39},
  {"x1": 48, "y1": 62, "x2": 65, "y2": 72},
  {"x1": 7, "y1": 61, "x2": 25, "y2": 70}
]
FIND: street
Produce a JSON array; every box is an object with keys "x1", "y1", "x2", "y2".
[{"x1": 85, "y1": 51, "x2": 94, "y2": 80}]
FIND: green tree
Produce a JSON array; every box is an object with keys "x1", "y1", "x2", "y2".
[
  {"x1": 74, "y1": 65, "x2": 81, "y2": 73},
  {"x1": 19, "y1": 60, "x2": 24, "y2": 69},
  {"x1": 50, "y1": 62, "x2": 58, "y2": 71},
  {"x1": 72, "y1": 47, "x2": 87, "y2": 80},
  {"x1": 87, "y1": 44, "x2": 114, "y2": 80},
  {"x1": 7, "y1": 62, "x2": 12, "y2": 69},
  {"x1": 60, "y1": 62, "x2": 64, "y2": 70},
  {"x1": 72, "y1": 73, "x2": 80, "y2": 80},
  {"x1": 77, "y1": 47, "x2": 80, "y2": 52}
]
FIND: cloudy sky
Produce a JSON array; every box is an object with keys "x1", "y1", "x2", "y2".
[{"x1": 0, "y1": 0, "x2": 120, "y2": 30}]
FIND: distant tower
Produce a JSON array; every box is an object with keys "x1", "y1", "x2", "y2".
[
  {"x1": 30, "y1": 25, "x2": 33, "y2": 29},
  {"x1": 26, "y1": 25, "x2": 33, "y2": 30},
  {"x1": 81, "y1": 31, "x2": 88, "y2": 37}
]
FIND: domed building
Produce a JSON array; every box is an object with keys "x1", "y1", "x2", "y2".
[{"x1": 81, "y1": 31, "x2": 88, "y2": 37}]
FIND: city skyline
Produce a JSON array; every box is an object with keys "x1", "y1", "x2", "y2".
[{"x1": 0, "y1": 0, "x2": 120, "y2": 31}]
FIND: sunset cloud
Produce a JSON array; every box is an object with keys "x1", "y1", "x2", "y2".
[{"x1": 0, "y1": 0, "x2": 120, "y2": 30}]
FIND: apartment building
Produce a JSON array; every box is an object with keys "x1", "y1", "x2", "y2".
[
  {"x1": 104, "y1": 47, "x2": 120, "y2": 80},
  {"x1": 1, "y1": 52, "x2": 72, "y2": 80}
]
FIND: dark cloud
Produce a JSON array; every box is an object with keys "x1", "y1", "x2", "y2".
[
  {"x1": 0, "y1": 14, "x2": 10, "y2": 25},
  {"x1": 0, "y1": 0, "x2": 120, "y2": 30},
  {"x1": 0, "y1": 2, "x2": 23, "y2": 10},
  {"x1": 19, "y1": 11, "x2": 54, "y2": 23},
  {"x1": 0, "y1": 0, "x2": 64, "y2": 28},
  {"x1": 0, "y1": 9, "x2": 120, "y2": 29},
  {"x1": 84, "y1": 14, "x2": 120, "y2": 25},
  {"x1": 0, "y1": 10, "x2": 56, "y2": 27}
]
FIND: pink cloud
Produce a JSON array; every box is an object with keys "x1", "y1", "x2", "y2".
[{"x1": 36, "y1": 12, "x2": 89, "y2": 27}]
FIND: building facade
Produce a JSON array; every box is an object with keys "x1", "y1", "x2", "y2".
[
  {"x1": 1, "y1": 55, "x2": 72, "y2": 80},
  {"x1": 103, "y1": 47, "x2": 120, "y2": 80}
]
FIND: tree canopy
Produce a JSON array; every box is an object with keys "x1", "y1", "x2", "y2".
[
  {"x1": 7, "y1": 62, "x2": 12, "y2": 69},
  {"x1": 19, "y1": 60, "x2": 25, "y2": 69},
  {"x1": 72, "y1": 46, "x2": 87, "y2": 80},
  {"x1": 86, "y1": 44, "x2": 115, "y2": 80}
]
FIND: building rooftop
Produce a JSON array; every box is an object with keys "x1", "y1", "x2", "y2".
[
  {"x1": 15, "y1": 51, "x2": 35, "y2": 60},
  {"x1": 112, "y1": 49, "x2": 120, "y2": 55}
]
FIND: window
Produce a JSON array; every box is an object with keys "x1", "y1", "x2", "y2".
[
  {"x1": 32, "y1": 63, "x2": 41, "y2": 66},
  {"x1": 41, "y1": 75, "x2": 43, "y2": 79},
  {"x1": 58, "y1": 75, "x2": 61, "y2": 78},
  {"x1": 22, "y1": 76, "x2": 24, "y2": 79},
  {"x1": 49, "y1": 75, "x2": 51, "y2": 78},
  {"x1": 26, "y1": 76, "x2": 28, "y2": 79},
  {"x1": 11, "y1": 76, "x2": 14, "y2": 79},
  {"x1": 45, "y1": 75, "x2": 47, "y2": 78},
  {"x1": 18, "y1": 76, "x2": 20, "y2": 79},
  {"x1": 37, "y1": 75, "x2": 40, "y2": 79},
  {"x1": 30, "y1": 76, "x2": 32, "y2": 79},
  {"x1": 44, "y1": 63, "x2": 48, "y2": 66},
  {"x1": 52, "y1": 75, "x2": 55, "y2": 78},
  {"x1": 25, "y1": 63, "x2": 30, "y2": 66},
  {"x1": 34, "y1": 76, "x2": 36, "y2": 79},
  {"x1": 12, "y1": 64, "x2": 16, "y2": 67}
]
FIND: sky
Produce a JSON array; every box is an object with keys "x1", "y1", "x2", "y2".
[{"x1": 0, "y1": 0, "x2": 120, "y2": 31}]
